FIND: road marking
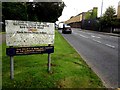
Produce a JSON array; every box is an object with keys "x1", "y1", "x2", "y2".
[
  {"x1": 110, "y1": 36, "x2": 118, "y2": 38},
  {"x1": 98, "y1": 34, "x2": 105, "y2": 36},
  {"x1": 79, "y1": 31, "x2": 94, "y2": 35},
  {"x1": 91, "y1": 35, "x2": 101, "y2": 38},
  {"x1": 79, "y1": 31, "x2": 93, "y2": 34},
  {"x1": 105, "y1": 44, "x2": 115, "y2": 48},
  {"x1": 73, "y1": 32, "x2": 89, "y2": 38},
  {"x1": 92, "y1": 39, "x2": 101, "y2": 43},
  {"x1": 73, "y1": 32, "x2": 78, "y2": 35},
  {"x1": 79, "y1": 34, "x2": 88, "y2": 38},
  {"x1": 86, "y1": 32, "x2": 94, "y2": 35},
  {"x1": 92, "y1": 39, "x2": 116, "y2": 48},
  {"x1": 110, "y1": 36, "x2": 114, "y2": 38},
  {"x1": 74, "y1": 32, "x2": 116, "y2": 49}
]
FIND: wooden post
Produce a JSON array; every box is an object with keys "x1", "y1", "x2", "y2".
[
  {"x1": 10, "y1": 46, "x2": 14, "y2": 79},
  {"x1": 48, "y1": 44, "x2": 51, "y2": 73},
  {"x1": 10, "y1": 56, "x2": 14, "y2": 79}
]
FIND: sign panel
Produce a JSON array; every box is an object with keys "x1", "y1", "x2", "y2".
[
  {"x1": 6, "y1": 46, "x2": 54, "y2": 56},
  {"x1": 5, "y1": 20, "x2": 55, "y2": 46}
]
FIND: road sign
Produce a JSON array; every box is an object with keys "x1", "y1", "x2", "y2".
[
  {"x1": 6, "y1": 46, "x2": 54, "y2": 56},
  {"x1": 5, "y1": 20, "x2": 55, "y2": 46},
  {"x1": 5, "y1": 20, "x2": 55, "y2": 79}
]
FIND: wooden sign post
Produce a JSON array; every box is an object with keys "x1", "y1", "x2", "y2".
[
  {"x1": 7, "y1": 46, "x2": 54, "y2": 79},
  {"x1": 48, "y1": 44, "x2": 51, "y2": 72},
  {"x1": 10, "y1": 54, "x2": 14, "y2": 79},
  {"x1": 5, "y1": 20, "x2": 55, "y2": 79},
  {"x1": 9, "y1": 46, "x2": 14, "y2": 80}
]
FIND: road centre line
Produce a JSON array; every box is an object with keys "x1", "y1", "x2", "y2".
[
  {"x1": 91, "y1": 35, "x2": 101, "y2": 38},
  {"x1": 86, "y1": 32, "x2": 94, "y2": 35},
  {"x1": 105, "y1": 44, "x2": 115, "y2": 48},
  {"x1": 79, "y1": 34, "x2": 89, "y2": 38},
  {"x1": 73, "y1": 32, "x2": 89, "y2": 38},
  {"x1": 92, "y1": 39, "x2": 115, "y2": 48},
  {"x1": 92, "y1": 39, "x2": 101, "y2": 43},
  {"x1": 74, "y1": 32, "x2": 116, "y2": 49},
  {"x1": 110, "y1": 36, "x2": 114, "y2": 38},
  {"x1": 79, "y1": 31, "x2": 93, "y2": 35},
  {"x1": 98, "y1": 34, "x2": 105, "y2": 37},
  {"x1": 110, "y1": 36, "x2": 118, "y2": 38}
]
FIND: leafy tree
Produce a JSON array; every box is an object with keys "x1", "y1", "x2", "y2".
[
  {"x1": 2, "y1": 2, "x2": 65, "y2": 22},
  {"x1": 2, "y1": 2, "x2": 65, "y2": 31},
  {"x1": 100, "y1": 6, "x2": 116, "y2": 32},
  {"x1": 2, "y1": 2, "x2": 28, "y2": 31},
  {"x1": 34, "y1": 2, "x2": 65, "y2": 22},
  {"x1": 2, "y1": 2, "x2": 27, "y2": 21}
]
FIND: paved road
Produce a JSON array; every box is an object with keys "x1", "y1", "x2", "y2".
[{"x1": 59, "y1": 28, "x2": 119, "y2": 88}]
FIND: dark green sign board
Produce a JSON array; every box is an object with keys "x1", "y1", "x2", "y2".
[{"x1": 6, "y1": 46, "x2": 54, "y2": 56}]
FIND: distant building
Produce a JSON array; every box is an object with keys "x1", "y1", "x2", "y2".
[
  {"x1": 33, "y1": 0, "x2": 62, "y2": 2},
  {"x1": 64, "y1": 13, "x2": 83, "y2": 28},
  {"x1": 117, "y1": 1, "x2": 120, "y2": 19},
  {"x1": 1, "y1": 0, "x2": 29, "y2": 2},
  {"x1": 64, "y1": 7, "x2": 98, "y2": 29}
]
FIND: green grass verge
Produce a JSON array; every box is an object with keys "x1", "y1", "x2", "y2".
[
  {"x1": 0, "y1": 32, "x2": 6, "y2": 34},
  {"x1": 2, "y1": 30, "x2": 105, "y2": 88}
]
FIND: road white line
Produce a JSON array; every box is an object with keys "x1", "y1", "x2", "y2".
[
  {"x1": 86, "y1": 32, "x2": 94, "y2": 35},
  {"x1": 73, "y1": 32, "x2": 89, "y2": 38},
  {"x1": 92, "y1": 39, "x2": 101, "y2": 43},
  {"x1": 79, "y1": 34, "x2": 89, "y2": 38},
  {"x1": 91, "y1": 35, "x2": 101, "y2": 38},
  {"x1": 98, "y1": 34, "x2": 104, "y2": 37},
  {"x1": 105, "y1": 44, "x2": 115, "y2": 48},
  {"x1": 110, "y1": 36, "x2": 118, "y2": 38},
  {"x1": 73, "y1": 32, "x2": 78, "y2": 35},
  {"x1": 79, "y1": 31, "x2": 94, "y2": 35}
]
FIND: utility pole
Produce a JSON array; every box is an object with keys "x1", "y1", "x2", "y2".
[
  {"x1": 99, "y1": 0, "x2": 103, "y2": 32},
  {"x1": 101, "y1": 0, "x2": 103, "y2": 17}
]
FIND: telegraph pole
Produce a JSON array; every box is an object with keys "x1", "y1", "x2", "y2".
[
  {"x1": 99, "y1": 0, "x2": 104, "y2": 32},
  {"x1": 101, "y1": 0, "x2": 103, "y2": 17}
]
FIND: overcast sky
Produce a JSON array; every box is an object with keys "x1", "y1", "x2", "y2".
[{"x1": 58, "y1": 0, "x2": 120, "y2": 22}]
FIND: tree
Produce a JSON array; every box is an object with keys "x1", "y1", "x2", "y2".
[
  {"x1": 2, "y1": 2, "x2": 28, "y2": 31},
  {"x1": 34, "y1": 2, "x2": 65, "y2": 22},
  {"x1": 100, "y1": 6, "x2": 116, "y2": 32},
  {"x1": 2, "y1": 2, "x2": 65, "y2": 22},
  {"x1": 2, "y1": 2, "x2": 65, "y2": 31},
  {"x1": 2, "y1": 2, "x2": 27, "y2": 21}
]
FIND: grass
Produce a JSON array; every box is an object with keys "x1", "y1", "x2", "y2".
[
  {"x1": 2, "y1": 30, "x2": 105, "y2": 88},
  {"x1": 0, "y1": 32, "x2": 6, "y2": 34}
]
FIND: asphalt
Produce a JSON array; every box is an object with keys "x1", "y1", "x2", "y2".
[
  {"x1": 58, "y1": 28, "x2": 119, "y2": 88},
  {"x1": 81, "y1": 29, "x2": 120, "y2": 37}
]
